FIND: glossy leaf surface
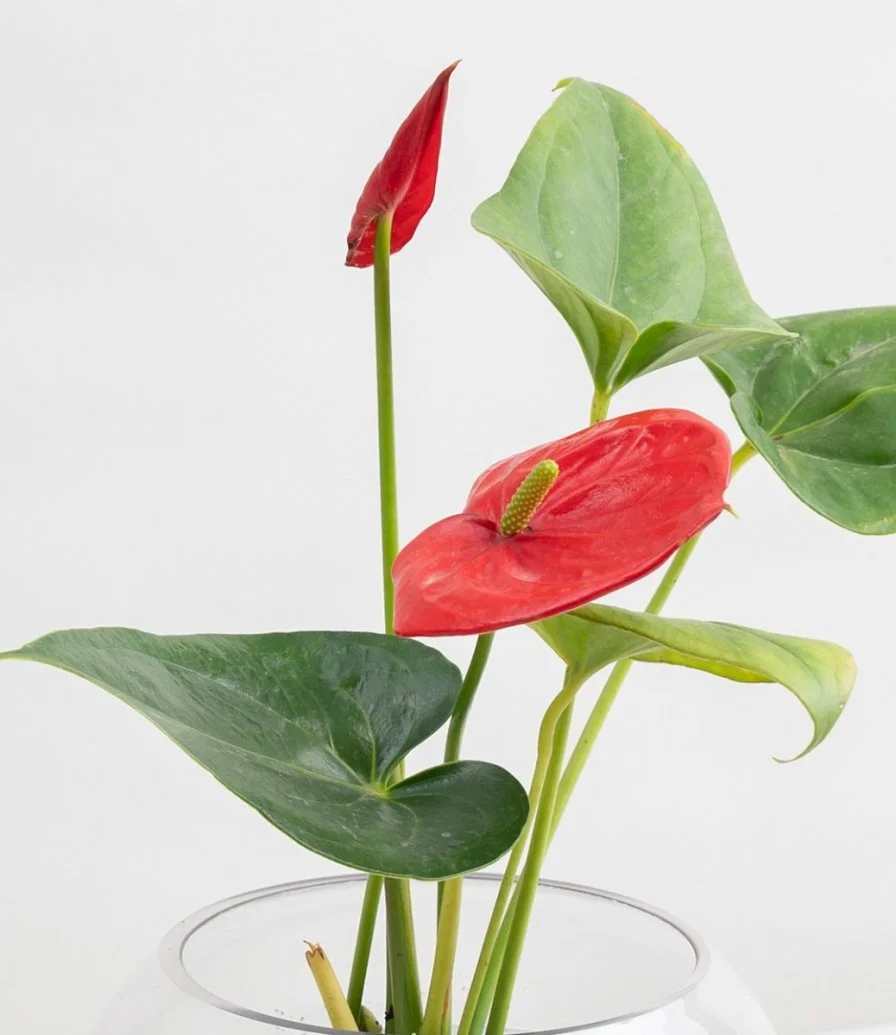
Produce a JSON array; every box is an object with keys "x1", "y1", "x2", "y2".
[
  {"x1": 707, "y1": 307, "x2": 896, "y2": 533},
  {"x1": 472, "y1": 78, "x2": 785, "y2": 393},
  {"x1": 393, "y1": 410, "x2": 730, "y2": 636},
  {"x1": 346, "y1": 62, "x2": 458, "y2": 267},
  {"x1": 536, "y1": 604, "x2": 855, "y2": 757},
  {"x1": 1, "y1": 628, "x2": 528, "y2": 878}
]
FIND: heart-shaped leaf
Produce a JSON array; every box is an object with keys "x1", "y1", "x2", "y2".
[
  {"x1": 1, "y1": 628, "x2": 528, "y2": 879},
  {"x1": 472, "y1": 78, "x2": 786, "y2": 395},
  {"x1": 535, "y1": 604, "x2": 855, "y2": 758},
  {"x1": 707, "y1": 307, "x2": 896, "y2": 534}
]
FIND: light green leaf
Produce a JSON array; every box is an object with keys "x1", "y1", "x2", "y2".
[
  {"x1": 636, "y1": 647, "x2": 770, "y2": 684},
  {"x1": 535, "y1": 604, "x2": 855, "y2": 758},
  {"x1": 1, "y1": 628, "x2": 528, "y2": 879},
  {"x1": 707, "y1": 307, "x2": 896, "y2": 533},
  {"x1": 534, "y1": 615, "x2": 646, "y2": 680},
  {"x1": 472, "y1": 78, "x2": 786, "y2": 394}
]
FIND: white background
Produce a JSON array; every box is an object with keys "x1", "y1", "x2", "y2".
[{"x1": 1, "y1": 2, "x2": 894, "y2": 1032}]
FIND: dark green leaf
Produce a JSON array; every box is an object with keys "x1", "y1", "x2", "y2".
[
  {"x1": 1, "y1": 628, "x2": 528, "y2": 879},
  {"x1": 707, "y1": 307, "x2": 896, "y2": 533},
  {"x1": 535, "y1": 604, "x2": 854, "y2": 758},
  {"x1": 472, "y1": 78, "x2": 785, "y2": 394}
]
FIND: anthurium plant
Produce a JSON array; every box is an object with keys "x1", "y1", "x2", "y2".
[{"x1": 6, "y1": 62, "x2": 893, "y2": 1035}]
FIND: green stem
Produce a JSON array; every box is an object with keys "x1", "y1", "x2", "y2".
[
  {"x1": 434, "y1": 631, "x2": 495, "y2": 1026},
  {"x1": 453, "y1": 831, "x2": 528, "y2": 1035},
  {"x1": 420, "y1": 879, "x2": 463, "y2": 1035},
  {"x1": 440, "y1": 633, "x2": 494, "y2": 920},
  {"x1": 445, "y1": 633, "x2": 495, "y2": 764},
  {"x1": 462, "y1": 437, "x2": 757, "y2": 1033},
  {"x1": 731, "y1": 439, "x2": 756, "y2": 476},
  {"x1": 374, "y1": 213, "x2": 399, "y2": 634},
  {"x1": 552, "y1": 665, "x2": 628, "y2": 835},
  {"x1": 459, "y1": 695, "x2": 564, "y2": 1035},
  {"x1": 590, "y1": 386, "x2": 610, "y2": 424},
  {"x1": 384, "y1": 956, "x2": 394, "y2": 1035},
  {"x1": 462, "y1": 888, "x2": 516, "y2": 1035},
  {"x1": 349, "y1": 213, "x2": 409, "y2": 1025},
  {"x1": 347, "y1": 875, "x2": 383, "y2": 1020},
  {"x1": 462, "y1": 442, "x2": 756, "y2": 1030},
  {"x1": 437, "y1": 637, "x2": 494, "y2": 912},
  {"x1": 384, "y1": 878, "x2": 423, "y2": 1035},
  {"x1": 485, "y1": 675, "x2": 579, "y2": 1035},
  {"x1": 553, "y1": 531, "x2": 702, "y2": 830},
  {"x1": 454, "y1": 682, "x2": 576, "y2": 1035},
  {"x1": 552, "y1": 438, "x2": 757, "y2": 831}
]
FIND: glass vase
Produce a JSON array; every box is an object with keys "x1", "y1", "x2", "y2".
[{"x1": 92, "y1": 873, "x2": 775, "y2": 1033}]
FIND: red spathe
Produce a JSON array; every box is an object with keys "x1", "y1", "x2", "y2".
[
  {"x1": 393, "y1": 410, "x2": 731, "y2": 637},
  {"x1": 346, "y1": 62, "x2": 458, "y2": 267}
]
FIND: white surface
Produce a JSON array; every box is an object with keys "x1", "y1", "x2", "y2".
[{"x1": 0, "y1": 2, "x2": 894, "y2": 1034}]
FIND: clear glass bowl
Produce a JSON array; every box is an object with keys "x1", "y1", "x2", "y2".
[{"x1": 92, "y1": 874, "x2": 775, "y2": 1033}]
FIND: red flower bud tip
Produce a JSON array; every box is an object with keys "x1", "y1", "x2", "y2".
[
  {"x1": 392, "y1": 410, "x2": 731, "y2": 637},
  {"x1": 345, "y1": 61, "x2": 459, "y2": 268}
]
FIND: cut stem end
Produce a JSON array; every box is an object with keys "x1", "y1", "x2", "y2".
[{"x1": 305, "y1": 942, "x2": 359, "y2": 1031}]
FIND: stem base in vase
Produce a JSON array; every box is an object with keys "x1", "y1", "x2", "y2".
[{"x1": 92, "y1": 874, "x2": 774, "y2": 1035}]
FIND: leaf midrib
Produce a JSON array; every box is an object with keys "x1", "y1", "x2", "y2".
[
  {"x1": 774, "y1": 440, "x2": 896, "y2": 471},
  {"x1": 6, "y1": 650, "x2": 384, "y2": 793},
  {"x1": 129, "y1": 651, "x2": 377, "y2": 785},
  {"x1": 578, "y1": 606, "x2": 835, "y2": 709},
  {"x1": 600, "y1": 88, "x2": 623, "y2": 309},
  {"x1": 764, "y1": 335, "x2": 896, "y2": 435},
  {"x1": 773, "y1": 382, "x2": 896, "y2": 445}
]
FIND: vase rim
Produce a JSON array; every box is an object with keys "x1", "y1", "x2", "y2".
[{"x1": 158, "y1": 872, "x2": 710, "y2": 1033}]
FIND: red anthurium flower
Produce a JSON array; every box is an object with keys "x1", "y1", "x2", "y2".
[
  {"x1": 346, "y1": 62, "x2": 458, "y2": 267},
  {"x1": 393, "y1": 410, "x2": 731, "y2": 637}
]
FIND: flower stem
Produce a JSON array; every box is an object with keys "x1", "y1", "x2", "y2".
[
  {"x1": 346, "y1": 875, "x2": 383, "y2": 1019},
  {"x1": 420, "y1": 879, "x2": 464, "y2": 1035},
  {"x1": 348, "y1": 213, "x2": 412, "y2": 1026},
  {"x1": 552, "y1": 438, "x2": 756, "y2": 832},
  {"x1": 462, "y1": 888, "x2": 517, "y2": 1035},
  {"x1": 454, "y1": 838, "x2": 528, "y2": 1035},
  {"x1": 373, "y1": 212, "x2": 423, "y2": 1032},
  {"x1": 384, "y1": 878, "x2": 423, "y2": 1035},
  {"x1": 463, "y1": 438, "x2": 757, "y2": 1034},
  {"x1": 551, "y1": 531, "x2": 700, "y2": 830},
  {"x1": 459, "y1": 707, "x2": 562, "y2": 1035},
  {"x1": 374, "y1": 213, "x2": 399, "y2": 635},
  {"x1": 444, "y1": 633, "x2": 495, "y2": 764},
  {"x1": 484, "y1": 674, "x2": 579, "y2": 1035},
  {"x1": 384, "y1": 957, "x2": 394, "y2": 1035},
  {"x1": 454, "y1": 680, "x2": 577, "y2": 1035},
  {"x1": 435, "y1": 630, "x2": 496, "y2": 1029}
]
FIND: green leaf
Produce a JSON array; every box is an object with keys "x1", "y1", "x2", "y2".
[
  {"x1": 472, "y1": 78, "x2": 786, "y2": 394},
  {"x1": 707, "y1": 307, "x2": 896, "y2": 533},
  {"x1": 535, "y1": 604, "x2": 855, "y2": 758},
  {"x1": 536, "y1": 613, "x2": 769, "y2": 685},
  {"x1": 1, "y1": 628, "x2": 528, "y2": 879}
]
